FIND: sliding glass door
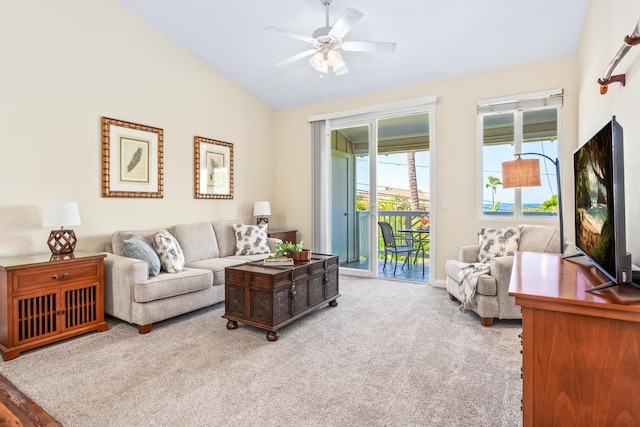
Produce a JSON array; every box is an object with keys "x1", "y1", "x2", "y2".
[
  {"x1": 311, "y1": 97, "x2": 436, "y2": 282},
  {"x1": 329, "y1": 111, "x2": 432, "y2": 281}
]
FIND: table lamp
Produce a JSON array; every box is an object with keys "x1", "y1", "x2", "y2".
[
  {"x1": 253, "y1": 201, "x2": 271, "y2": 225},
  {"x1": 43, "y1": 202, "x2": 81, "y2": 254}
]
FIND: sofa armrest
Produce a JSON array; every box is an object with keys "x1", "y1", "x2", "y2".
[
  {"x1": 490, "y1": 255, "x2": 515, "y2": 296},
  {"x1": 103, "y1": 253, "x2": 149, "y2": 323},
  {"x1": 458, "y1": 245, "x2": 480, "y2": 263}
]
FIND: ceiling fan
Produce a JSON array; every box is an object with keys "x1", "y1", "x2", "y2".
[{"x1": 266, "y1": 0, "x2": 397, "y2": 75}]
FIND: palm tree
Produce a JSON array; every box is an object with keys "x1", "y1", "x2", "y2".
[
  {"x1": 486, "y1": 176, "x2": 502, "y2": 208},
  {"x1": 407, "y1": 152, "x2": 419, "y2": 210}
]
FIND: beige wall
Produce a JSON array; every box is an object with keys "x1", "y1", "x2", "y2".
[
  {"x1": 0, "y1": 1, "x2": 276, "y2": 257},
  {"x1": 9, "y1": 1, "x2": 630, "y2": 283},
  {"x1": 276, "y1": 55, "x2": 579, "y2": 283},
  {"x1": 578, "y1": 0, "x2": 640, "y2": 265}
]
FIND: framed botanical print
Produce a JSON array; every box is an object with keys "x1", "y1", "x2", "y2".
[
  {"x1": 194, "y1": 136, "x2": 234, "y2": 199},
  {"x1": 101, "y1": 117, "x2": 163, "y2": 198}
]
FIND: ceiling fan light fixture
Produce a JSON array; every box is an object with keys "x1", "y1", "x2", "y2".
[
  {"x1": 310, "y1": 51, "x2": 328, "y2": 73},
  {"x1": 333, "y1": 60, "x2": 347, "y2": 74},
  {"x1": 326, "y1": 49, "x2": 342, "y2": 67},
  {"x1": 269, "y1": 1, "x2": 395, "y2": 77}
]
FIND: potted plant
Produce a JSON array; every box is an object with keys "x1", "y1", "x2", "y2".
[{"x1": 273, "y1": 241, "x2": 311, "y2": 262}]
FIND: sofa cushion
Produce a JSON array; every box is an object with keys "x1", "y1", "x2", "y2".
[
  {"x1": 123, "y1": 234, "x2": 161, "y2": 277},
  {"x1": 477, "y1": 226, "x2": 521, "y2": 263},
  {"x1": 133, "y1": 268, "x2": 213, "y2": 303},
  {"x1": 213, "y1": 219, "x2": 243, "y2": 257},
  {"x1": 233, "y1": 224, "x2": 270, "y2": 256},
  {"x1": 111, "y1": 229, "x2": 165, "y2": 257},
  {"x1": 170, "y1": 222, "x2": 220, "y2": 263},
  {"x1": 518, "y1": 225, "x2": 561, "y2": 253},
  {"x1": 186, "y1": 257, "x2": 250, "y2": 286},
  {"x1": 153, "y1": 231, "x2": 185, "y2": 273}
]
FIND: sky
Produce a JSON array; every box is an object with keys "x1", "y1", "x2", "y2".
[{"x1": 356, "y1": 151, "x2": 430, "y2": 194}]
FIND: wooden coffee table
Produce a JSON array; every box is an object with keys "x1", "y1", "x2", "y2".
[{"x1": 223, "y1": 253, "x2": 339, "y2": 341}]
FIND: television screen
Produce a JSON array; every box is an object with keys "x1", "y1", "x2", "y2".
[{"x1": 573, "y1": 116, "x2": 631, "y2": 285}]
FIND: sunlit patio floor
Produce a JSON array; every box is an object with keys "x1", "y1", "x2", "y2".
[{"x1": 341, "y1": 257, "x2": 430, "y2": 283}]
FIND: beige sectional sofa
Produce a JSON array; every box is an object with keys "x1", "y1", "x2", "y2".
[{"x1": 103, "y1": 220, "x2": 279, "y2": 333}]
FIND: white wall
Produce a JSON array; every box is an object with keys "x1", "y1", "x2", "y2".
[
  {"x1": 578, "y1": 0, "x2": 640, "y2": 266},
  {"x1": 276, "y1": 55, "x2": 579, "y2": 282},
  {"x1": 0, "y1": 1, "x2": 276, "y2": 257}
]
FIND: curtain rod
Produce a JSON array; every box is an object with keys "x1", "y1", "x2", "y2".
[{"x1": 598, "y1": 18, "x2": 640, "y2": 94}]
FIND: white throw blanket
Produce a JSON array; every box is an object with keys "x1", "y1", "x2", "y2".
[{"x1": 456, "y1": 262, "x2": 490, "y2": 311}]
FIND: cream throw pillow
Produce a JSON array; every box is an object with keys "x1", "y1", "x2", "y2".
[
  {"x1": 153, "y1": 231, "x2": 185, "y2": 273},
  {"x1": 477, "y1": 226, "x2": 521, "y2": 263},
  {"x1": 233, "y1": 224, "x2": 270, "y2": 256}
]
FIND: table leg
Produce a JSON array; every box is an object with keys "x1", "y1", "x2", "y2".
[
  {"x1": 226, "y1": 320, "x2": 238, "y2": 330},
  {"x1": 267, "y1": 330, "x2": 279, "y2": 341}
]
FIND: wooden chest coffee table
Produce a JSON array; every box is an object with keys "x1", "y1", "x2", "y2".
[{"x1": 223, "y1": 254, "x2": 339, "y2": 341}]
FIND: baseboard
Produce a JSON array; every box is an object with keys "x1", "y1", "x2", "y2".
[{"x1": 431, "y1": 279, "x2": 446, "y2": 289}]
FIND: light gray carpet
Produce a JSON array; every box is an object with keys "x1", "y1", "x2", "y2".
[{"x1": 0, "y1": 275, "x2": 523, "y2": 427}]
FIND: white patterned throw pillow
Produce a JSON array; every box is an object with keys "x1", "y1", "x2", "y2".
[
  {"x1": 153, "y1": 231, "x2": 185, "y2": 273},
  {"x1": 233, "y1": 224, "x2": 270, "y2": 256},
  {"x1": 477, "y1": 226, "x2": 521, "y2": 263}
]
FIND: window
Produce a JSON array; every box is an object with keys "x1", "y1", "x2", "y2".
[{"x1": 478, "y1": 90, "x2": 563, "y2": 218}]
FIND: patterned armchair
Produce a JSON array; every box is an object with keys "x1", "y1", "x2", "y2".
[{"x1": 445, "y1": 225, "x2": 561, "y2": 326}]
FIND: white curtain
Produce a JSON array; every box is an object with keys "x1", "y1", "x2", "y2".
[{"x1": 310, "y1": 119, "x2": 330, "y2": 253}]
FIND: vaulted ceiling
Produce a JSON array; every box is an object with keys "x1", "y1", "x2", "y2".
[{"x1": 118, "y1": 0, "x2": 589, "y2": 110}]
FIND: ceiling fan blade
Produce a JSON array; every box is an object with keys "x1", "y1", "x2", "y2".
[
  {"x1": 265, "y1": 26, "x2": 315, "y2": 44},
  {"x1": 275, "y1": 49, "x2": 318, "y2": 66},
  {"x1": 342, "y1": 40, "x2": 397, "y2": 54},
  {"x1": 328, "y1": 8, "x2": 363, "y2": 39}
]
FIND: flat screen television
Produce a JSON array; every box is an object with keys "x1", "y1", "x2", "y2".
[{"x1": 573, "y1": 116, "x2": 637, "y2": 291}]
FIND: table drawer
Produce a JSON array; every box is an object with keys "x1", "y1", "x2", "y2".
[{"x1": 11, "y1": 260, "x2": 101, "y2": 292}]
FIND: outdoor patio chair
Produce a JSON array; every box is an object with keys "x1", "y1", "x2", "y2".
[{"x1": 378, "y1": 221, "x2": 419, "y2": 276}]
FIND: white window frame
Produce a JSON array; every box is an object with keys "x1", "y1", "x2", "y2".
[{"x1": 477, "y1": 89, "x2": 563, "y2": 219}]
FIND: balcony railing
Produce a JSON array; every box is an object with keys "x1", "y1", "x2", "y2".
[{"x1": 356, "y1": 210, "x2": 430, "y2": 261}]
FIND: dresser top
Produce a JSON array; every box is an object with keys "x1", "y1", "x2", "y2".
[
  {"x1": 509, "y1": 251, "x2": 640, "y2": 316},
  {"x1": 0, "y1": 251, "x2": 106, "y2": 269}
]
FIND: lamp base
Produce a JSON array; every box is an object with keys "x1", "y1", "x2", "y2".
[
  {"x1": 256, "y1": 217, "x2": 269, "y2": 225},
  {"x1": 47, "y1": 229, "x2": 77, "y2": 255}
]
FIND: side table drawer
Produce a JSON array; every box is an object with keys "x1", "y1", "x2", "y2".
[{"x1": 11, "y1": 260, "x2": 101, "y2": 293}]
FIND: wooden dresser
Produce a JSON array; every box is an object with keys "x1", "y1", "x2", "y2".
[
  {"x1": 509, "y1": 251, "x2": 640, "y2": 427},
  {"x1": 267, "y1": 229, "x2": 298, "y2": 244},
  {"x1": 0, "y1": 251, "x2": 108, "y2": 361}
]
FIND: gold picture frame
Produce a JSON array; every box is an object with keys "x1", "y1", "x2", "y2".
[
  {"x1": 101, "y1": 117, "x2": 163, "y2": 198},
  {"x1": 194, "y1": 136, "x2": 234, "y2": 199}
]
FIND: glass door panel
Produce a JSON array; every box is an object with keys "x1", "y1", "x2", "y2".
[
  {"x1": 331, "y1": 124, "x2": 371, "y2": 272},
  {"x1": 376, "y1": 113, "x2": 430, "y2": 281}
]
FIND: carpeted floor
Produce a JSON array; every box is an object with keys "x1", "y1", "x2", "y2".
[{"x1": 0, "y1": 275, "x2": 523, "y2": 427}]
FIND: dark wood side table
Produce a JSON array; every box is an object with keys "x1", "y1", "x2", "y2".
[
  {"x1": 267, "y1": 229, "x2": 298, "y2": 244},
  {"x1": 509, "y1": 251, "x2": 640, "y2": 426},
  {"x1": 0, "y1": 251, "x2": 108, "y2": 361}
]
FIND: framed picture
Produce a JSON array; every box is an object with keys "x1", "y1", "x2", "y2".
[
  {"x1": 194, "y1": 136, "x2": 234, "y2": 199},
  {"x1": 101, "y1": 117, "x2": 163, "y2": 198}
]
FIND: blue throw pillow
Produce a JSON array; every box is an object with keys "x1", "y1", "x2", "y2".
[{"x1": 123, "y1": 234, "x2": 161, "y2": 277}]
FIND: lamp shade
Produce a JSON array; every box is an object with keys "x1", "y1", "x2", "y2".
[
  {"x1": 501, "y1": 158, "x2": 541, "y2": 189},
  {"x1": 43, "y1": 202, "x2": 81, "y2": 227},
  {"x1": 253, "y1": 201, "x2": 271, "y2": 217}
]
